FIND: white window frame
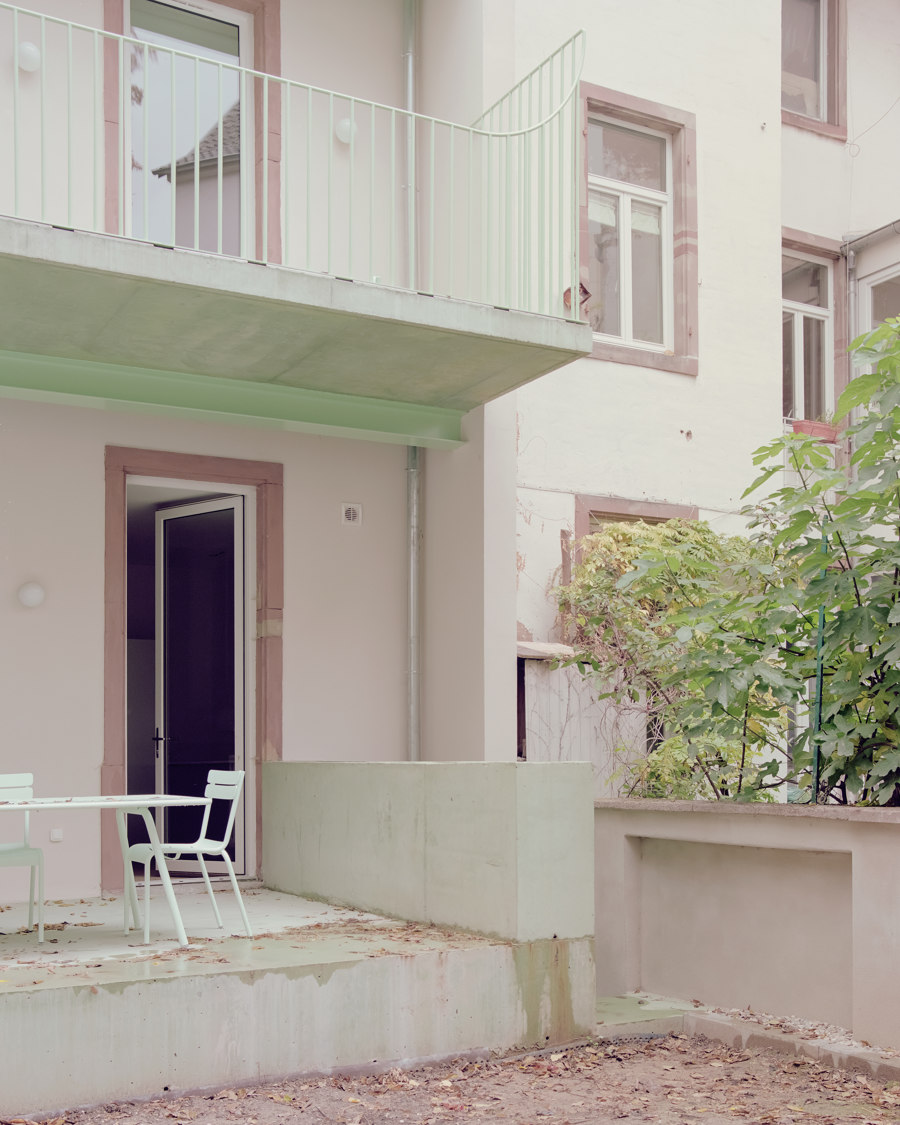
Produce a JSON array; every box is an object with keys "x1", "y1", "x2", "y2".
[
  {"x1": 782, "y1": 0, "x2": 828, "y2": 122},
  {"x1": 586, "y1": 115, "x2": 675, "y2": 354},
  {"x1": 782, "y1": 252, "x2": 834, "y2": 423},
  {"x1": 859, "y1": 261, "x2": 900, "y2": 332}
]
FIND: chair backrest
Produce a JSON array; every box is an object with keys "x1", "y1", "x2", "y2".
[
  {"x1": 200, "y1": 769, "x2": 245, "y2": 846},
  {"x1": 0, "y1": 773, "x2": 34, "y2": 845}
]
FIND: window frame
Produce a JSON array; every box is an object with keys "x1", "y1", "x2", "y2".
[
  {"x1": 581, "y1": 84, "x2": 698, "y2": 378},
  {"x1": 781, "y1": 228, "x2": 848, "y2": 422},
  {"x1": 586, "y1": 116, "x2": 674, "y2": 352},
  {"x1": 781, "y1": 0, "x2": 847, "y2": 141},
  {"x1": 782, "y1": 252, "x2": 833, "y2": 423},
  {"x1": 860, "y1": 262, "x2": 900, "y2": 332}
]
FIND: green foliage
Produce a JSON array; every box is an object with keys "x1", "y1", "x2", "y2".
[
  {"x1": 560, "y1": 320, "x2": 900, "y2": 803},
  {"x1": 558, "y1": 520, "x2": 784, "y2": 800},
  {"x1": 561, "y1": 318, "x2": 900, "y2": 804}
]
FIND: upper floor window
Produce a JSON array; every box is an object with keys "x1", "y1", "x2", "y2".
[
  {"x1": 781, "y1": 0, "x2": 846, "y2": 139},
  {"x1": 581, "y1": 86, "x2": 697, "y2": 377},
  {"x1": 782, "y1": 254, "x2": 832, "y2": 421},
  {"x1": 586, "y1": 119, "x2": 672, "y2": 350},
  {"x1": 871, "y1": 272, "x2": 900, "y2": 327}
]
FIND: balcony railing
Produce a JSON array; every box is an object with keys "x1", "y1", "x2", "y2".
[{"x1": 0, "y1": 3, "x2": 585, "y2": 321}]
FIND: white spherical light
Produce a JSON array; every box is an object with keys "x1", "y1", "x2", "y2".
[
  {"x1": 17, "y1": 41, "x2": 41, "y2": 73},
  {"x1": 17, "y1": 581, "x2": 45, "y2": 608}
]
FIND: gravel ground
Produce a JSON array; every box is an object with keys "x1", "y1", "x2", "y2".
[{"x1": 19, "y1": 1034, "x2": 900, "y2": 1125}]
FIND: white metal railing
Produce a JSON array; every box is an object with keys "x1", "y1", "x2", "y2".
[{"x1": 0, "y1": 4, "x2": 584, "y2": 320}]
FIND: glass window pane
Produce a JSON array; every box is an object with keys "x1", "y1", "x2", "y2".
[
  {"x1": 588, "y1": 121, "x2": 666, "y2": 191},
  {"x1": 803, "y1": 315, "x2": 825, "y2": 420},
  {"x1": 783, "y1": 312, "x2": 796, "y2": 417},
  {"x1": 872, "y1": 277, "x2": 900, "y2": 325},
  {"x1": 782, "y1": 256, "x2": 827, "y2": 307},
  {"x1": 782, "y1": 0, "x2": 822, "y2": 119},
  {"x1": 587, "y1": 192, "x2": 620, "y2": 337},
  {"x1": 631, "y1": 201, "x2": 663, "y2": 344}
]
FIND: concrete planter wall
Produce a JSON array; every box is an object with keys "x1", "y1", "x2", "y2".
[{"x1": 595, "y1": 799, "x2": 900, "y2": 1049}]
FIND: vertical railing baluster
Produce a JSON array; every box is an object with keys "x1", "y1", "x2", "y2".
[
  {"x1": 407, "y1": 109, "x2": 416, "y2": 291},
  {"x1": 348, "y1": 99, "x2": 355, "y2": 278},
  {"x1": 118, "y1": 33, "x2": 125, "y2": 236},
  {"x1": 284, "y1": 82, "x2": 291, "y2": 267},
  {"x1": 143, "y1": 41, "x2": 151, "y2": 241},
  {"x1": 466, "y1": 128, "x2": 473, "y2": 301},
  {"x1": 216, "y1": 63, "x2": 224, "y2": 255},
  {"x1": 169, "y1": 45, "x2": 177, "y2": 245},
  {"x1": 12, "y1": 7, "x2": 20, "y2": 218},
  {"x1": 93, "y1": 29, "x2": 101, "y2": 231},
  {"x1": 66, "y1": 22, "x2": 73, "y2": 226},
  {"x1": 448, "y1": 125, "x2": 455, "y2": 298},
  {"x1": 428, "y1": 118, "x2": 435, "y2": 294},
  {"x1": 192, "y1": 55, "x2": 200, "y2": 249},
  {"x1": 39, "y1": 14, "x2": 46, "y2": 221},
  {"x1": 262, "y1": 74, "x2": 269, "y2": 262},
  {"x1": 239, "y1": 67, "x2": 248, "y2": 258},
  {"x1": 369, "y1": 102, "x2": 375, "y2": 282},
  {"x1": 305, "y1": 86, "x2": 312, "y2": 270},
  {"x1": 389, "y1": 108, "x2": 396, "y2": 287},
  {"x1": 327, "y1": 91, "x2": 333, "y2": 274}
]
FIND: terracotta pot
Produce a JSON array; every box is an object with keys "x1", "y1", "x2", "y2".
[{"x1": 791, "y1": 419, "x2": 839, "y2": 443}]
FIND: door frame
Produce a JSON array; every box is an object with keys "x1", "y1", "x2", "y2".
[{"x1": 103, "y1": 446, "x2": 283, "y2": 892}]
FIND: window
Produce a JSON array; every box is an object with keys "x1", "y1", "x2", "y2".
[
  {"x1": 781, "y1": 0, "x2": 846, "y2": 139},
  {"x1": 582, "y1": 85, "x2": 698, "y2": 377},
  {"x1": 782, "y1": 253, "x2": 833, "y2": 422},
  {"x1": 871, "y1": 273, "x2": 900, "y2": 327},
  {"x1": 586, "y1": 119, "x2": 670, "y2": 348}
]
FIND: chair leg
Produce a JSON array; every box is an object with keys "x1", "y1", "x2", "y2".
[
  {"x1": 28, "y1": 865, "x2": 35, "y2": 931},
  {"x1": 143, "y1": 859, "x2": 151, "y2": 945},
  {"x1": 36, "y1": 854, "x2": 44, "y2": 943},
  {"x1": 124, "y1": 859, "x2": 141, "y2": 935},
  {"x1": 198, "y1": 856, "x2": 223, "y2": 928},
  {"x1": 222, "y1": 853, "x2": 252, "y2": 938}
]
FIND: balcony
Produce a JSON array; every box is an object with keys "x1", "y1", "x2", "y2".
[{"x1": 0, "y1": 4, "x2": 591, "y2": 444}]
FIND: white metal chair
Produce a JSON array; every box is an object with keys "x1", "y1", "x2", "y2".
[
  {"x1": 0, "y1": 773, "x2": 44, "y2": 942},
  {"x1": 125, "y1": 769, "x2": 252, "y2": 943}
]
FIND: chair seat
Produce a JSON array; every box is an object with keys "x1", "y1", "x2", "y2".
[{"x1": 0, "y1": 843, "x2": 43, "y2": 861}]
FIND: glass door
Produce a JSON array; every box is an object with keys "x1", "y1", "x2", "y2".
[{"x1": 128, "y1": 0, "x2": 251, "y2": 255}]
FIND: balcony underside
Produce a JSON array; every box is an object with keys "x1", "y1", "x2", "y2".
[{"x1": 0, "y1": 218, "x2": 591, "y2": 446}]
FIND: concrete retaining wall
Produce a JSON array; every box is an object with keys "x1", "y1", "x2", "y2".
[
  {"x1": 262, "y1": 762, "x2": 595, "y2": 943},
  {"x1": 595, "y1": 799, "x2": 900, "y2": 1049}
]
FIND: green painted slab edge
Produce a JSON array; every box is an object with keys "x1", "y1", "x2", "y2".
[{"x1": 0, "y1": 350, "x2": 465, "y2": 449}]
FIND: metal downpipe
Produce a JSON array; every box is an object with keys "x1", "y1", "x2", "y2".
[{"x1": 405, "y1": 0, "x2": 422, "y2": 762}]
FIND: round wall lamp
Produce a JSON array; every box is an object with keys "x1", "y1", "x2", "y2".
[
  {"x1": 17, "y1": 581, "x2": 46, "y2": 608},
  {"x1": 334, "y1": 116, "x2": 357, "y2": 145},
  {"x1": 17, "y1": 41, "x2": 41, "y2": 73}
]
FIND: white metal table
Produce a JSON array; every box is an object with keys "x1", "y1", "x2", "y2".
[{"x1": 0, "y1": 793, "x2": 211, "y2": 947}]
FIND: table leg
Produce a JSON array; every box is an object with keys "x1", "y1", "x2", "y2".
[
  {"x1": 139, "y1": 808, "x2": 189, "y2": 947},
  {"x1": 116, "y1": 810, "x2": 140, "y2": 935}
]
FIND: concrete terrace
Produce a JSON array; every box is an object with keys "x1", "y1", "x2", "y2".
[{"x1": 0, "y1": 883, "x2": 593, "y2": 1118}]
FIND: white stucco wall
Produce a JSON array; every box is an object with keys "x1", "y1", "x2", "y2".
[{"x1": 510, "y1": 0, "x2": 782, "y2": 648}]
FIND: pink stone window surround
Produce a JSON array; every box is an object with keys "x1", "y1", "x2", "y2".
[
  {"x1": 581, "y1": 83, "x2": 698, "y2": 378},
  {"x1": 781, "y1": 0, "x2": 847, "y2": 141}
]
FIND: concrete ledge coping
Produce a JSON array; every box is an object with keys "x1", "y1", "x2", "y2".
[{"x1": 594, "y1": 798, "x2": 900, "y2": 824}]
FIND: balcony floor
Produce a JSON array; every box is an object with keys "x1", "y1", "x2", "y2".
[{"x1": 0, "y1": 218, "x2": 592, "y2": 445}]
